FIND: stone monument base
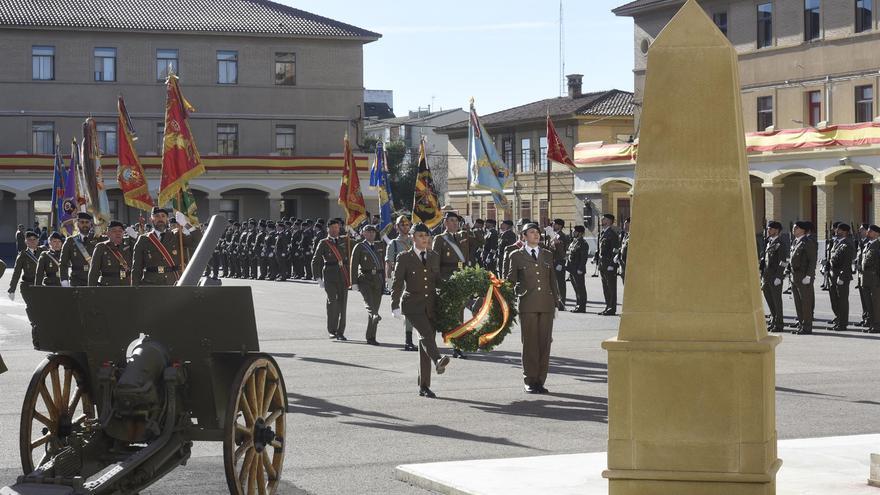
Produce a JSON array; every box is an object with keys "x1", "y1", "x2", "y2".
[{"x1": 869, "y1": 453, "x2": 880, "y2": 487}]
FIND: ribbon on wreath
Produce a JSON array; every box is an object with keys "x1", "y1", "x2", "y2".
[{"x1": 442, "y1": 272, "x2": 511, "y2": 347}]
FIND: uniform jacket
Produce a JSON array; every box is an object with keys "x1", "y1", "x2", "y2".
[
  {"x1": 565, "y1": 236, "x2": 590, "y2": 274},
  {"x1": 597, "y1": 227, "x2": 620, "y2": 269},
  {"x1": 505, "y1": 246, "x2": 560, "y2": 314},
  {"x1": 789, "y1": 235, "x2": 818, "y2": 280},
  {"x1": 311, "y1": 236, "x2": 351, "y2": 284},
  {"x1": 59, "y1": 233, "x2": 104, "y2": 282},
  {"x1": 481, "y1": 228, "x2": 499, "y2": 268},
  {"x1": 860, "y1": 239, "x2": 880, "y2": 289},
  {"x1": 88, "y1": 240, "x2": 133, "y2": 286},
  {"x1": 350, "y1": 240, "x2": 385, "y2": 286},
  {"x1": 390, "y1": 248, "x2": 442, "y2": 316},
  {"x1": 9, "y1": 247, "x2": 42, "y2": 291},
  {"x1": 761, "y1": 236, "x2": 788, "y2": 283},
  {"x1": 544, "y1": 231, "x2": 570, "y2": 267},
  {"x1": 829, "y1": 236, "x2": 855, "y2": 283},
  {"x1": 35, "y1": 249, "x2": 62, "y2": 286},
  {"x1": 432, "y1": 231, "x2": 470, "y2": 281},
  {"x1": 131, "y1": 229, "x2": 202, "y2": 286}
]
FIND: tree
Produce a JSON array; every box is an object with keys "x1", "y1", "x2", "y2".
[{"x1": 385, "y1": 139, "x2": 415, "y2": 211}]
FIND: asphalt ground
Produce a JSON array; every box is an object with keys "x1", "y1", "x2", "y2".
[{"x1": 0, "y1": 267, "x2": 878, "y2": 494}]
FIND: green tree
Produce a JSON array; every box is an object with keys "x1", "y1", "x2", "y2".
[{"x1": 385, "y1": 139, "x2": 416, "y2": 211}]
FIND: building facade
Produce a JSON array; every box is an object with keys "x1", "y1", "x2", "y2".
[
  {"x1": 577, "y1": 0, "x2": 880, "y2": 239},
  {"x1": 0, "y1": 0, "x2": 380, "y2": 253},
  {"x1": 438, "y1": 76, "x2": 634, "y2": 231}
]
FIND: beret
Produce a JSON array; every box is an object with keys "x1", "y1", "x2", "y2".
[
  {"x1": 150, "y1": 207, "x2": 167, "y2": 216},
  {"x1": 77, "y1": 212, "x2": 94, "y2": 220}
]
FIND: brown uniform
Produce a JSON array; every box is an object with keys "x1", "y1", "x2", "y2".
[
  {"x1": 9, "y1": 247, "x2": 42, "y2": 321},
  {"x1": 34, "y1": 249, "x2": 63, "y2": 286},
  {"x1": 59, "y1": 233, "x2": 104, "y2": 286},
  {"x1": 789, "y1": 234, "x2": 818, "y2": 334},
  {"x1": 88, "y1": 240, "x2": 133, "y2": 286},
  {"x1": 860, "y1": 239, "x2": 880, "y2": 333},
  {"x1": 131, "y1": 229, "x2": 202, "y2": 286},
  {"x1": 544, "y1": 231, "x2": 570, "y2": 307},
  {"x1": 391, "y1": 248, "x2": 443, "y2": 388},
  {"x1": 311, "y1": 236, "x2": 351, "y2": 337},
  {"x1": 432, "y1": 231, "x2": 471, "y2": 281},
  {"x1": 506, "y1": 245, "x2": 560, "y2": 389},
  {"x1": 350, "y1": 240, "x2": 384, "y2": 342}
]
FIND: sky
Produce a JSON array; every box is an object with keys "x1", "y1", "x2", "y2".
[{"x1": 283, "y1": 0, "x2": 635, "y2": 115}]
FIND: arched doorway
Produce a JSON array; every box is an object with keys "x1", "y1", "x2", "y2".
[
  {"x1": 777, "y1": 172, "x2": 817, "y2": 231},
  {"x1": 827, "y1": 170, "x2": 874, "y2": 226},
  {"x1": 280, "y1": 188, "x2": 331, "y2": 220},
  {"x1": 220, "y1": 188, "x2": 270, "y2": 221},
  {"x1": 601, "y1": 180, "x2": 633, "y2": 227},
  {"x1": 29, "y1": 188, "x2": 53, "y2": 231}
]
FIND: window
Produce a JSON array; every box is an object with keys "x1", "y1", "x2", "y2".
[
  {"x1": 94, "y1": 47, "x2": 116, "y2": 82},
  {"x1": 856, "y1": 85, "x2": 874, "y2": 123},
  {"x1": 539, "y1": 136, "x2": 549, "y2": 171},
  {"x1": 96, "y1": 123, "x2": 117, "y2": 155},
  {"x1": 520, "y1": 138, "x2": 532, "y2": 172},
  {"x1": 470, "y1": 201, "x2": 480, "y2": 219},
  {"x1": 757, "y1": 96, "x2": 774, "y2": 130},
  {"x1": 156, "y1": 122, "x2": 165, "y2": 155},
  {"x1": 757, "y1": 3, "x2": 773, "y2": 48},
  {"x1": 713, "y1": 12, "x2": 728, "y2": 36},
  {"x1": 156, "y1": 49, "x2": 178, "y2": 81},
  {"x1": 539, "y1": 199, "x2": 549, "y2": 227},
  {"x1": 856, "y1": 0, "x2": 874, "y2": 33},
  {"x1": 501, "y1": 136, "x2": 514, "y2": 167},
  {"x1": 275, "y1": 125, "x2": 296, "y2": 156},
  {"x1": 807, "y1": 90, "x2": 822, "y2": 126},
  {"x1": 805, "y1": 0, "x2": 821, "y2": 41},
  {"x1": 217, "y1": 51, "x2": 238, "y2": 84},
  {"x1": 32, "y1": 122, "x2": 54, "y2": 154},
  {"x1": 520, "y1": 200, "x2": 532, "y2": 222},
  {"x1": 32, "y1": 46, "x2": 54, "y2": 80},
  {"x1": 275, "y1": 52, "x2": 296, "y2": 85},
  {"x1": 217, "y1": 124, "x2": 239, "y2": 155},
  {"x1": 33, "y1": 200, "x2": 52, "y2": 230},
  {"x1": 486, "y1": 201, "x2": 496, "y2": 221},
  {"x1": 219, "y1": 199, "x2": 239, "y2": 221}
]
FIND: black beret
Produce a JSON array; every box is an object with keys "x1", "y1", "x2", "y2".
[
  {"x1": 150, "y1": 207, "x2": 167, "y2": 216},
  {"x1": 233, "y1": 222, "x2": 241, "y2": 227},
  {"x1": 285, "y1": 221, "x2": 292, "y2": 226},
  {"x1": 837, "y1": 223, "x2": 851, "y2": 232},
  {"x1": 317, "y1": 218, "x2": 325, "y2": 223},
  {"x1": 50, "y1": 231, "x2": 64, "y2": 241},
  {"x1": 861, "y1": 223, "x2": 870, "y2": 230},
  {"x1": 327, "y1": 218, "x2": 342, "y2": 226},
  {"x1": 574, "y1": 225, "x2": 586, "y2": 233},
  {"x1": 412, "y1": 223, "x2": 431, "y2": 234},
  {"x1": 258, "y1": 220, "x2": 266, "y2": 227},
  {"x1": 767, "y1": 221, "x2": 783, "y2": 230},
  {"x1": 108, "y1": 220, "x2": 125, "y2": 229},
  {"x1": 871, "y1": 225, "x2": 880, "y2": 234},
  {"x1": 521, "y1": 222, "x2": 541, "y2": 234},
  {"x1": 486, "y1": 219, "x2": 497, "y2": 225},
  {"x1": 304, "y1": 220, "x2": 313, "y2": 225},
  {"x1": 794, "y1": 221, "x2": 813, "y2": 231},
  {"x1": 553, "y1": 218, "x2": 565, "y2": 226},
  {"x1": 227, "y1": 218, "x2": 233, "y2": 224},
  {"x1": 77, "y1": 212, "x2": 93, "y2": 220},
  {"x1": 832, "y1": 221, "x2": 841, "y2": 228},
  {"x1": 293, "y1": 220, "x2": 302, "y2": 225},
  {"x1": 603, "y1": 213, "x2": 615, "y2": 221},
  {"x1": 362, "y1": 224, "x2": 378, "y2": 232},
  {"x1": 474, "y1": 218, "x2": 484, "y2": 224},
  {"x1": 443, "y1": 211, "x2": 460, "y2": 220},
  {"x1": 501, "y1": 220, "x2": 513, "y2": 226},
  {"x1": 517, "y1": 218, "x2": 531, "y2": 225},
  {"x1": 24, "y1": 230, "x2": 39, "y2": 238},
  {"x1": 267, "y1": 221, "x2": 275, "y2": 228}
]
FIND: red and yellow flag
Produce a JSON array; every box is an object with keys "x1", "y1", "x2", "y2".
[
  {"x1": 412, "y1": 138, "x2": 443, "y2": 229},
  {"x1": 546, "y1": 114, "x2": 575, "y2": 169},
  {"x1": 158, "y1": 73, "x2": 204, "y2": 206},
  {"x1": 117, "y1": 96, "x2": 154, "y2": 211},
  {"x1": 338, "y1": 134, "x2": 367, "y2": 228}
]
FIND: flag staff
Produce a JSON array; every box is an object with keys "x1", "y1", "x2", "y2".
[{"x1": 177, "y1": 189, "x2": 186, "y2": 272}]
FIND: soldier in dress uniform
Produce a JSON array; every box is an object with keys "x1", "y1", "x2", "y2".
[
  {"x1": 131, "y1": 207, "x2": 202, "y2": 286},
  {"x1": 88, "y1": 220, "x2": 133, "y2": 286},
  {"x1": 505, "y1": 223, "x2": 561, "y2": 394},
  {"x1": 244, "y1": 220, "x2": 258, "y2": 279},
  {"x1": 566, "y1": 225, "x2": 590, "y2": 313},
  {"x1": 828, "y1": 223, "x2": 855, "y2": 331},
  {"x1": 787, "y1": 221, "x2": 818, "y2": 335},
  {"x1": 617, "y1": 217, "x2": 631, "y2": 282},
  {"x1": 432, "y1": 211, "x2": 473, "y2": 359},
  {"x1": 275, "y1": 221, "x2": 291, "y2": 281},
  {"x1": 860, "y1": 224, "x2": 880, "y2": 333},
  {"x1": 311, "y1": 218, "x2": 351, "y2": 340},
  {"x1": 761, "y1": 221, "x2": 788, "y2": 332},
  {"x1": 469, "y1": 218, "x2": 486, "y2": 267},
  {"x1": 481, "y1": 219, "x2": 499, "y2": 271},
  {"x1": 856, "y1": 224, "x2": 870, "y2": 327},
  {"x1": 501, "y1": 219, "x2": 530, "y2": 277},
  {"x1": 262, "y1": 221, "x2": 277, "y2": 280},
  {"x1": 386, "y1": 215, "x2": 417, "y2": 351},
  {"x1": 545, "y1": 219, "x2": 570, "y2": 310},
  {"x1": 8, "y1": 231, "x2": 43, "y2": 321},
  {"x1": 597, "y1": 213, "x2": 620, "y2": 316},
  {"x1": 391, "y1": 222, "x2": 451, "y2": 398},
  {"x1": 301, "y1": 220, "x2": 317, "y2": 280},
  {"x1": 290, "y1": 220, "x2": 305, "y2": 279},
  {"x1": 496, "y1": 219, "x2": 518, "y2": 276},
  {"x1": 59, "y1": 212, "x2": 104, "y2": 287},
  {"x1": 238, "y1": 220, "x2": 253, "y2": 279},
  {"x1": 227, "y1": 222, "x2": 241, "y2": 278},
  {"x1": 351, "y1": 224, "x2": 385, "y2": 345},
  {"x1": 35, "y1": 232, "x2": 64, "y2": 286},
  {"x1": 252, "y1": 220, "x2": 266, "y2": 279},
  {"x1": 15, "y1": 224, "x2": 26, "y2": 253}
]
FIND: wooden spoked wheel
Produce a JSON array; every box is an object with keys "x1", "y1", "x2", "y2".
[
  {"x1": 20, "y1": 355, "x2": 95, "y2": 474},
  {"x1": 224, "y1": 356, "x2": 287, "y2": 495}
]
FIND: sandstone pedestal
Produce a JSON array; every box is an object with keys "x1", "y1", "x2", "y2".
[
  {"x1": 869, "y1": 453, "x2": 880, "y2": 487},
  {"x1": 601, "y1": 2, "x2": 780, "y2": 493}
]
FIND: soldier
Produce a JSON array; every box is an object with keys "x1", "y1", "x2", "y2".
[
  {"x1": 301, "y1": 219, "x2": 317, "y2": 280},
  {"x1": 7, "y1": 231, "x2": 42, "y2": 320},
  {"x1": 88, "y1": 220, "x2": 133, "y2": 286},
  {"x1": 311, "y1": 218, "x2": 350, "y2": 340},
  {"x1": 262, "y1": 221, "x2": 277, "y2": 280},
  {"x1": 788, "y1": 221, "x2": 818, "y2": 335},
  {"x1": 618, "y1": 217, "x2": 631, "y2": 282},
  {"x1": 227, "y1": 222, "x2": 241, "y2": 278},
  {"x1": 205, "y1": 227, "x2": 222, "y2": 280},
  {"x1": 566, "y1": 225, "x2": 590, "y2": 313},
  {"x1": 238, "y1": 220, "x2": 253, "y2": 279},
  {"x1": 597, "y1": 213, "x2": 620, "y2": 316},
  {"x1": 252, "y1": 220, "x2": 266, "y2": 279},
  {"x1": 391, "y1": 222, "x2": 451, "y2": 397},
  {"x1": 131, "y1": 207, "x2": 202, "y2": 286},
  {"x1": 386, "y1": 215, "x2": 417, "y2": 351},
  {"x1": 829, "y1": 223, "x2": 855, "y2": 331},
  {"x1": 860, "y1": 224, "x2": 880, "y2": 333},
  {"x1": 15, "y1": 224, "x2": 26, "y2": 253},
  {"x1": 274, "y1": 221, "x2": 290, "y2": 281},
  {"x1": 496, "y1": 219, "x2": 517, "y2": 275},
  {"x1": 761, "y1": 221, "x2": 788, "y2": 333},
  {"x1": 506, "y1": 223, "x2": 561, "y2": 394},
  {"x1": 856, "y1": 223, "x2": 871, "y2": 327},
  {"x1": 545, "y1": 218, "x2": 570, "y2": 310},
  {"x1": 432, "y1": 211, "x2": 472, "y2": 359},
  {"x1": 481, "y1": 219, "x2": 499, "y2": 271},
  {"x1": 351, "y1": 225, "x2": 385, "y2": 345},
  {"x1": 35, "y1": 232, "x2": 64, "y2": 286},
  {"x1": 470, "y1": 218, "x2": 486, "y2": 267},
  {"x1": 290, "y1": 220, "x2": 305, "y2": 279},
  {"x1": 59, "y1": 212, "x2": 103, "y2": 287}
]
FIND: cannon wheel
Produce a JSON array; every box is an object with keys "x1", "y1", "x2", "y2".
[
  {"x1": 224, "y1": 356, "x2": 287, "y2": 495},
  {"x1": 20, "y1": 354, "x2": 95, "y2": 474}
]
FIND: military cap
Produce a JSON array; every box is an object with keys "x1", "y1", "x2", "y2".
[
  {"x1": 501, "y1": 220, "x2": 513, "y2": 227},
  {"x1": 860, "y1": 223, "x2": 870, "y2": 230},
  {"x1": 304, "y1": 219, "x2": 313, "y2": 225},
  {"x1": 443, "y1": 211, "x2": 460, "y2": 220},
  {"x1": 832, "y1": 221, "x2": 841, "y2": 228},
  {"x1": 49, "y1": 231, "x2": 64, "y2": 241},
  {"x1": 227, "y1": 218, "x2": 234, "y2": 224},
  {"x1": 871, "y1": 225, "x2": 880, "y2": 234},
  {"x1": 362, "y1": 224, "x2": 378, "y2": 232},
  {"x1": 293, "y1": 220, "x2": 302, "y2": 225},
  {"x1": 267, "y1": 221, "x2": 275, "y2": 228},
  {"x1": 521, "y1": 222, "x2": 541, "y2": 234},
  {"x1": 794, "y1": 220, "x2": 813, "y2": 231},
  {"x1": 327, "y1": 218, "x2": 342, "y2": 226},
  {"x1": 317, "y1": 218, "x2": 325, "y2": 224},
  {"x1": 24, "y1": 230, "x2": 39, "y2": 238},
  {"x1": 553, "y1": 218, "x2": 565, "y2": 226},
  {"x1": 285, "y1": 221, "x2": 293, "y2": 226},
  {"x1": 516, "y1": 218, "x2": 530, "y2": 226},
  {"x1": 767, "y1": 221, "x2": 783, "y2": 230},
  {"x1": 602, "y1": 213, "x2": 615, "y2": 221},
  {"x1": 574, "y1": 225, "x2": 586, "y2": 233},
  {"x1": 412, "y1": 223, "x2": 431, "y2": 234},
  {"x1": 108, "y1": 220, "x2": 125, "y2": 229},
  {"x1": 837, "y1": 223, "x2": 851, "y2": 232},
  {"x1": 233, "y1": 222, "x2": 241, "y2": 227},
  {"x1": 486, "y1": 219, "x2": 497, "y2": 225},
  {"x1": 281, "y1": 216, "x2": 289, "y2": 222},
  {"x1": 258, "y1": 220, "x2": 266, "y2": 227},
  {"x1": 150, "y1": 207, "x2": 167, "y2": 216},
  {"x1": 474, "y1": 218, "x2": 485, "y2": 224},
  {"x1": 77, "y1": 212, "x2": 94, "y2": 220}
]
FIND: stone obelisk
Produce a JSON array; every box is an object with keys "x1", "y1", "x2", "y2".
[{"x1": 601, "y1": 1, "x2": 781, "y2": 494}]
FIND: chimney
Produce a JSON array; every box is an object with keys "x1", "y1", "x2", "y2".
[{"x1": 567, "y1": 74, "x2": 583, "y2": 98}]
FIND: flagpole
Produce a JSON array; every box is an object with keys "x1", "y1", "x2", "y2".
[{"x1": 177, "y1": 189, "x2": 186, "y2": 272}]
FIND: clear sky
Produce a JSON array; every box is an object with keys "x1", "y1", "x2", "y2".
[{"x1": 282, "y1": 0, "x2": 635, "y2": 115}]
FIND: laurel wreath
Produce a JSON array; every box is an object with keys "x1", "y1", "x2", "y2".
[{"x1": 436, "y1": 267, "x2": 518, "y2": 352}]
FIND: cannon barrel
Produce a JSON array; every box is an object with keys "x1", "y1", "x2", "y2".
[{"x1": 176, "y1": 214, "x2": 225, "y2": 287}]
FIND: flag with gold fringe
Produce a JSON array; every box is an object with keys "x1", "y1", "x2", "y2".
[
  {"x1": 338, "y1": 134, "x2": 367, "y2": 229},
  {"x1": 117, "y1": 95, "x2": 154, "y2": 211},
  {"x1": 158, "y1": 72, "x2": 205, "y2": 206},
  {"x1": 412, "y1": 138, "x2": 443, "y2": 229}
]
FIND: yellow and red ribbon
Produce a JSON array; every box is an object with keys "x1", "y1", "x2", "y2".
[{"x1": 442, "y1": 272, "x2": 511, "y2": 348}]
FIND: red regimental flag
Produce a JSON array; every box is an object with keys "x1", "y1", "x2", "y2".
[
  {"x1": 546, "y1": 115, "x2": 576, "y2": 169},
  {"x1": 117, "y1": 96, "x2": 154, "y2": 211},
  {"x1": 338, "y1": 135, "x2": 366, "y2": 228},
  {"x1": 158, "y1": 74, "x2": 205, "y2": 206}
]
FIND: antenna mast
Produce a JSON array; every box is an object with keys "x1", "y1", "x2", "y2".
[{"x1": 559, "y1": 0, "x2": 565, "y2": 96}]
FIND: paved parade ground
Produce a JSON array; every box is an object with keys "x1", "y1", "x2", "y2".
[{"x1": 1, "y1": 270, "x2": 879, "y2": 494}]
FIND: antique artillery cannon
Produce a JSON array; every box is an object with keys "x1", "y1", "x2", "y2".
[{"x1": 2, "y1": 216, "x2": 287, "y2": 494}]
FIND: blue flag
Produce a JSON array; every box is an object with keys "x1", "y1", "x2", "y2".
[
  {"x1": 50, "y1": 139, "x2": 65, "y2": 232},
  {"x1": 369, "y1": 141, "x2": 394, "y2": 234},
  {"x1": 58, "y1": 140, "x2": 80, "y2": 237},
  {"x1": 468, "y1": 101, "x2": 511, "y2": 207}
]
